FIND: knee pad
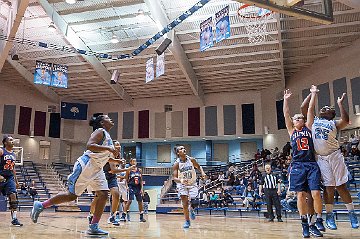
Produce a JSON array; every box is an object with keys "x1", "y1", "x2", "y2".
[{"x1": 9, "y1": 199, "x2": 18, "y2": 210}]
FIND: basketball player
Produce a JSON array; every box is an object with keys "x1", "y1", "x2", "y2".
[
  {"x1": 0, "y1": 135, "x2": 23, "y2": 226},
  {"x1": 122, "y1": 158, "x2": 146, "y2": 222},
  {"x1": 283, "y1": 86, "x2": 323, "y2": 238},
  {"x1": 309, "y1": 93, "x2": 358, "y2": 229},
  {"x1": 88, "y1": 140, "x2": 129, "y2": 226},
  {"x1": 172, "y1": 145, "x2": 206, "y2": 229},
  {"x1": 111, "y1": 158, "x2": 131, "y2": 222},
  {"x1": 30, "y1": 115, "x2": 120, "y2": 235}
]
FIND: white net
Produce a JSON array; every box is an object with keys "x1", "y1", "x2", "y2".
[{"x1": 238, "y1": 5, "x2": 274, "y2": 45}]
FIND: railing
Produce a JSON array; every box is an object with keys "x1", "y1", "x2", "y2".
[
  {"x1": 140, "y1": 167, "x2": 172, "y2": 175},
  {"x1": 160, "y1": 176, "x2": 173, "y2": 200}
]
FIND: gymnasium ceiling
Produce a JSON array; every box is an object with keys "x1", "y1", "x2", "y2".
[{"x1": 0, "y1": 0, "x2": 360, "y2": 104}]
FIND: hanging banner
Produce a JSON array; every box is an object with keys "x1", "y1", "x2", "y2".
[
  {"x1": 145, "y1": 58, "x2": 154, "y2": 83},
  {"x1": 200, "y1": 17, "x2": 214, "y2": 52},
  {"x1": 215, "y1": 5, "x2": 231, "y2": 43},
  {"x1": 156, "y1": 53, "x2": 165, "y2": 78},
  {"x1": 51, "y1": 64, "x2": 68, "y2": 88},
  {"x1": 34, "y1": 60, "x2": 52, "y2": 86}
]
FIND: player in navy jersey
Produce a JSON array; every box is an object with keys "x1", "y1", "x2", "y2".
[
  {"x1": 122, "y1": 158, "x2": 146, "y2": 222},
  {"x1": 283, "y1": 86, "x2": 323, "y2": 238},
  {"x1": 0, "y1": 135, "x2": 23, "y2": 226}
]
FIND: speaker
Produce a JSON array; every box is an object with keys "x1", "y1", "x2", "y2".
[
  {"x1": 155, "y1": 38, "x2": 172, "y2": 55},
  {"x1": 110, "y1": 70, "x2": 120, "y2": 84}
]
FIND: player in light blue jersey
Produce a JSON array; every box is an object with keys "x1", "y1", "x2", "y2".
[{"x1": 302, "y1": 92, "x2": 359, "y2": 230}]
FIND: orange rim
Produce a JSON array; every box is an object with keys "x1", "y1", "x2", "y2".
[{"x1": 237, "y1": 4, "x2": 273, "y2": 19}]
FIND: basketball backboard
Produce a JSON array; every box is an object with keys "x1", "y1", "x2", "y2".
[{"x1": 233, "y1": 0, "x2": 334, "y2": 24}]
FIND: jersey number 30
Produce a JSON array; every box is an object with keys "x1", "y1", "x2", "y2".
[{"x1": 296, "y1": 138, "x2": 309, "y2": 151}]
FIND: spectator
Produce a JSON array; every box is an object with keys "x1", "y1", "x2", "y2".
[
  {"x1": 223, "y1": 191, "x2": 234, "y2": 207},
  {"x1": 218, "y1": 172, "x2": 225, "y2": 182},
  {"x1": 349, "y1": 145, "x2": 360, "y2": 161},
  {"x1": 209, "y1": 192, "x2": 219, "y2": 208},
  {"x1": 226, "y1": 164, "x2": 235, "y2": 178},
  {"x1": 199, "y1": 191, "x2": 208, "y2": 207},
  {"x1": 254, "y1": 149, "x2": 261, "y2": 161},
  {"x1": 350, "y1": 134, "x2": 359, "y2": 148},
  {"x1": 19, "y1": 182, "x2": 27, "y2": 195},
  {"x1": 28, "y1": 180, "x2": 38, "y2": 201},
  {"x1": 242, "y1": 185, "x2": 255, "y2": 210},
  {"x1": 143, "y1": 192, "x2": 150, "y2": 214},
  {"x1": 281, "y1": 191, "x2": 297, "y2": 212},
  {"x1": 227, "y1": 172, "x2": 235, "y2": 187},
  {"x1": 271, "y1": 147, "x2": 280, "y2": 159},
  {"x1": 233, "y1": 175, "x2": 245, "y2": 195},
  {"x1": 282, "y1": 142, "x2": 291, "y2": 156}
]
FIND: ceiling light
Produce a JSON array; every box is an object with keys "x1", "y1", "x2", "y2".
[
  {"x1": 65, "y1": 0, "x2": 77, "y2": 4},
  {"x1": 110, "y1": 33, "x2": 119, "y2": 44},
  {"x1": 48, "y1": 22, "x2": 56, "y2": 32}
]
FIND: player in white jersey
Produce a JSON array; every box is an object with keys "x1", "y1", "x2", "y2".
[
  {"x1": 303, "y1": 92, "x2": 358, "y2": 229},
  {"x1": 30, "y1": 115, "x2": 120, "y2": 235},
  {"x1": 172, "y1": 145, "x2": 206, "y2": 228}
]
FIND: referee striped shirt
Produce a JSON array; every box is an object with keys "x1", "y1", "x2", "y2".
[{"x1": 261, "y1": 173, "x2": 278, "y2": 189}]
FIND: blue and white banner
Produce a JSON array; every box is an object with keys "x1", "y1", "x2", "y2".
[
  {"x1": 146, "y1": 58, "x2": 154, "y2": 83},
  {"x1": 215, "y1": 6, "x2": 231, "y2": 43},
  {"x1": 200, "y1": 17, "x2": 214, "y2": 52},
  {"x1": 156, "y1": 53, "x2": 165, "y2": 78},
  {"x1": 34, "y1": 61, "x2": 52, "y2": 86},
  {"x1": 51, "y1": 64, "x2": 68, "y2": 88},
  {"x1": 61, "y1": 102, "x2": 88, "y2": 120}
]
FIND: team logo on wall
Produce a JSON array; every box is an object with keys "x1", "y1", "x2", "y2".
[
  {"x1": 34, "y1": 60, "x2": 52, "y2": 86},
  {"x1": 200, "y1": 17, "x2": 214, "y2": 52},
  {"x1": 215, "y1": 6, "x2": 231, "y2": 43}
]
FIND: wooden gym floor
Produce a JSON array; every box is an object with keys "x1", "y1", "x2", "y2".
[{"x1": 0, "y1": 212, "x2": 359, "y2": 239}]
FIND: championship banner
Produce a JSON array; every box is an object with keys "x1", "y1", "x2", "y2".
[
  {"x1": 61, "y1": 102, "x2": 88, "y2": 120},
  {"x1": 145, "y1": 58, "x2": 154, "y2": 83},
  {"x1": 51, "y1": 64, "x2": 68, "y2": 88},
  {"x1": 200, "y1": 17, "x2": 214, "y2": 52},
  {"x1": 34, "y1": 60, "x2": 52, "y2": 86},
  {"x1": 215, "y1": 5, "x2": 231, "y2": 43},
  {"x1": 156, "y1": 53, "x2": 165, "y2": 78}
]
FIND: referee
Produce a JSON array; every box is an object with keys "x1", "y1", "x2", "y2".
[{"x1": 259, "y1": 164, "x2": 283, "y2": 222}]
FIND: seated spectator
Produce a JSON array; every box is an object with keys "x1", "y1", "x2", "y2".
[
  {"x1": 242, "y1": 185, "x2": 255, "y2": 210},
  {"x1": 226, "y1": 164, "x2": 235, "y2": 178},
  {"x1": 233, "y1": 175, "x2": 245, "y2": 195},
  {"x1": 271, "y1": 147, "x2": 280, "y2": 159},
  {"x1": 218, "y1": 172, "x2": 225, "y2": 182},
  {"x1": 28, "y1": 180, "x2": 38, "y2": 201},
  {"x1": 349, "y1": 145, "x2": 360, "y2": 161},
  {"x1": 199, "y1": 191, "x2": 208, "y2": 207},
  {"x1": 223, "y1": 192, "x2": 234, "y2": 207},
  {"x1": 198, "y1": 176, "x2": 207, "y2": 190},
  {"x1": 209, "y1": 192, "x2": 219, "y2": 208},
  {"x1": 350, "y1": 134, "x2": 359, "y2": 148},
  {"x1": 19, "y1": 182, "x2": 27, "y2": 195},
  {"x1": 227, "y1": 172, "x2": 235, "y2": 187},
  {"x1": 281, "y1": 191, "x2": 297, "y2": 212}
]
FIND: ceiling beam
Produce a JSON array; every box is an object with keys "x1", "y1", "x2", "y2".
[
  {"x1": 275, "y1": 14, "x2": 285, "y2": 88},
  {"x1": 57, "y1": 0, "x2": 144, "y2": 15},
  {"x1": 38, "y1": 0, "x2": 133, "y2": 106},
  {"x1": 144, "y1": 0, "x2": 204, "y2": 104},
  {"x1": 336, "y1": 0, "x2": 360, "y2": 9},
  {"x1": 0, "y1": 0, "x2": 30, "y2": 72},
  {"x1": 7, "y1": 57, "x2": 60, "y2": 102}
]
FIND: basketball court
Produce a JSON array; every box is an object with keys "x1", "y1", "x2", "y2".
[
  {"x1": 1, "y1": 0, "x2": 360, "y2": 238},
  {"x1": 0, "y1": 212, "x2": 359, "y2": 239}
]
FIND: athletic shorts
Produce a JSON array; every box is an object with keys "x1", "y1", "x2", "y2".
[
  {"x1": 118, "y1": 184, "x2": 128, "y2": 201},
  {"x1": 176, "y1": 184, "x2": 198, "y2": 199},
  {"x1": 68, "y1": 155, "x2": 109, "y2": 196},
  {"x1": 317, "y1": 150, "x2": 349, "y2": 187},
  {"x1": 289, "y1": 161, "x2": 321, "y2": 192},
  {"x1": 128, "y1": 186, "x2": 142, "y2": 202},
  {"x1": 107, "y1": 177, "x2": 118, "y2": 189},
  {"x1": 0, "y1": 175, "x2": 16, "y2": 196}
]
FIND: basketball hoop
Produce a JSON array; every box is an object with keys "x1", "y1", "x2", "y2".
[{"x1": 237, "y1": 4, "x2": 274, "y2": 45}]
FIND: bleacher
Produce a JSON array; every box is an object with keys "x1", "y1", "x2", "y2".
[
  {"x1": 157, "y1": 158, "x2": 360, "y2": 220},
  {"x1": 16, "y1": 161, "x2": 51, "y2": 211}
]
